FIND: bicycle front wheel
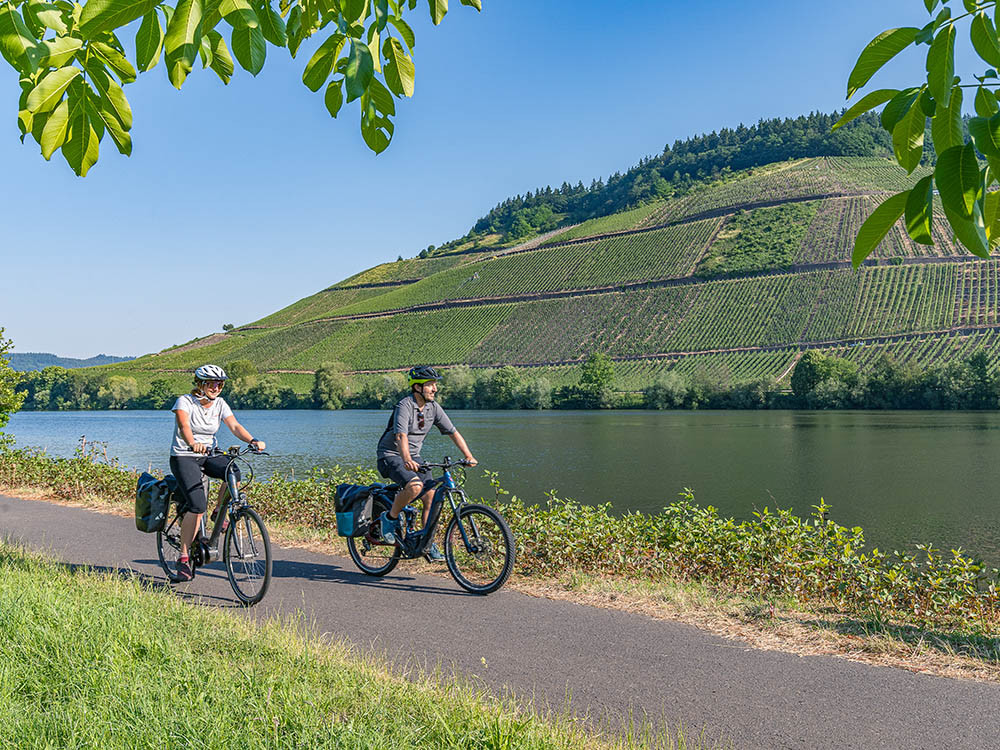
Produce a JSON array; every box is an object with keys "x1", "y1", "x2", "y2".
[
  {"x1": 156, "y1": 505, "x2": 184, "y2": 582},
  {"x1": 444, "y1": 504, "x2": 515, "y2": 595},
  {"x1": 223, "y1": 507, "x2": 272, "y2": 606}
]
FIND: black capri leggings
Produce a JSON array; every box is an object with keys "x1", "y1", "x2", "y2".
[{"x1": 169, "y1": 454, "x2": 241, "y2": 515}]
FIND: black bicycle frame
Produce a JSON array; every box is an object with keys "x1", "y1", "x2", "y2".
[
  {"x1": 393, "y1": 466, "x2": 466, "y2": 559},
  {"x1": 199, "y1": 455, "x2": 245, "y2": 549}
]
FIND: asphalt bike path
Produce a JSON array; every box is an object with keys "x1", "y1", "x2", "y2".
[{"x1": 2, "y1": 493, "x2": 998, "y2": 750}]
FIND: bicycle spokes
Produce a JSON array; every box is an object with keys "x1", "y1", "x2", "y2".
[
  {"x1": 445, "y1": 505, "x2": 514, "y2": 594},
  {"x1": 224, "y1": 508, "x2": 272, "y2": 605}
]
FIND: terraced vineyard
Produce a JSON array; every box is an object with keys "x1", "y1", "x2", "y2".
[
  {"x1": 332, "y1": 246, "x2": 496, "y2": 288},
  {"x1": 955, "y1": 261, "x2": 1000, "y2": 327},
  {"x1": 646, "y1": 158, "x2": 853, "y2": 224},
  {"x1": 545, "y1": 202, "x2": 668, "y2": 243},
  {"x1": 326, "y1": 219, "x2": 721, "y2": 316},
  {"x1": 251, "y1": 286, "x2": 397, "y2": 327},
  {"x1": 831, "y1": 330, "x2": 1000, "y2": 370},
  {"x1": 825, "y1": 156, "x2": 935, "y2": 192},
  {"x1": 89, "y1": 156, "x2": 1000, "y2": 395}
]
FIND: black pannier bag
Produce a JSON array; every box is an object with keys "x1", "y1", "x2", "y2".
[
  {"x1": 334, "y1": 483, "x2": 375, "y2": 537},
  {"x1": 135, "y1": 472, "x2": 177, "y2": 533}
]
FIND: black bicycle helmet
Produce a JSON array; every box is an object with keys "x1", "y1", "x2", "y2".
[{"x1": 407, "y1": 365, "x2": 442, "y2": 387}]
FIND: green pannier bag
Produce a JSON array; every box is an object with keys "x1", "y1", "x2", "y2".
[{"x1": 135, "y1": 472, "x2": 176, "y2": 533}]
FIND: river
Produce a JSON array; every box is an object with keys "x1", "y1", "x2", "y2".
[{"x1": 5, "y1": 409, "x2": 1000, "y2": 566}]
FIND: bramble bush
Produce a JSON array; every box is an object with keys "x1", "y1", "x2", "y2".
[{"x1": 1, "y1": 443, "x2": 997, "y2": 632}]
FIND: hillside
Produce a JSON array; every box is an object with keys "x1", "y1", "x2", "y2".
[
  {"x1": 9, "y1": 353, "x2": 134, "y2": 372},
  {"x1": 72, "y1": 153, "x2": 1000, "y2": 402}
]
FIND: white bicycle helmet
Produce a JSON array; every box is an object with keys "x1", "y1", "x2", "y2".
[{"x1": 194, "y1": 364, "x2": 228, "y2": 381}]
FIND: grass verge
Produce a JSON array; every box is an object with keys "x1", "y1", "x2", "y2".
[{"x1": 0, "y1": 542, "x2": 716, "y2": 750}]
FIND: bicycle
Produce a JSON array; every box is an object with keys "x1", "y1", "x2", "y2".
[
  {"x1": 156, "y1": 444, "x2": 273, "y2": 606},
  {"x1": 347, "y1": 457, "x2": 515, "y2": 595}
]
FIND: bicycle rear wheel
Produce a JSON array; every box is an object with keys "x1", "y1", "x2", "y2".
[
  {"x1": 156, "y1": 504, "x2": 184, "y2": 582},
  {"x1": 444, "y1": 504, "x2": 515, "y2": 595},
  {"x1": 223, "y1": 507, "x2": 272, "y2": 606},
  {"x1": 347, "y1": 496, "x2": 400, "y2": 576}
]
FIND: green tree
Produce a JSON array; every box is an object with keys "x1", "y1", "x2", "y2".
[
  {"x1": 644, "y1": 371, "x2": 687, "y2": 409},
  {"x1": 863, "y1": 355, "x2": 919, "y2": 409},
  {"x1": 138, "y1": 378, "x2": 175, "y2": 409},
  {"x1": 517, "y1": 375, "x2": 551, "y2": 409},
  {"x1": 312, "y1": 362, "x2": 347, "y2": 409},
  {"x1": 244, "y1": 375, "x2": 282, "y2": 408},
  {"x1": 580, "y1": 352, "x2": 614, "y2": 391},
  {"x1": 440, "y1": 363, "x2": 474, "y2": 408},
  {"x1": 838, "y1": 0, "x2": 1000, "y2": 262},
  {"x1": 963, "y1": 349, "x2": 997, "y2": 408},
  {"x1": 357, "y1": 372, "x2": 405, "y2": 408},
  {"x1": 97, "y1": 374, "x2": 139, "y2": 408},
  {"x1": 479, "y1": 365, "x2": 522, "y2": 408},
  {"x1": 17, "y1": 366, "x2": 94, "y2": 409},
  {"x1": 3, "y1": 0, "x2": 483, "y2": 175},
  {"x1": 579, "y1": 351, "x2": 615, "y2": 408},
  {"x1": 507, "y1": 215, "x2": 532, "y2": 239},
  {"x1": 790, "y1": 351, "x2": 859, "y2": 402},
  {"x1": 0, "y1": 329, "x2": 25, "y2": 432},
  {"x1": 225, "y1": 359, "x2": 258, "y2": 380}
]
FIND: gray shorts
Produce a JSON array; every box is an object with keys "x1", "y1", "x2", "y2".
[{"x1": 377, "y1": 454, "x2": 431, "y2": 488}]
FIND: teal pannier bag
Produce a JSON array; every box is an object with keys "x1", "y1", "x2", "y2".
[
  {"x1": 135, "y1": 472, "x2": 175, "y2": 533},
  {"x1": 334, "y1": 483, "x2": 374, "y2": 537}
]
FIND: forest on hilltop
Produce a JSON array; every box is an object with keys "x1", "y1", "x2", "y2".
[{"x1": 455, "y1": 111, "x2": 899, "y2": 246}]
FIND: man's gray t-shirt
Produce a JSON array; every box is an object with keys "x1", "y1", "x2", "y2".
[{"x1": 376, "y1": 396, "x2": 456, "y2": 458}]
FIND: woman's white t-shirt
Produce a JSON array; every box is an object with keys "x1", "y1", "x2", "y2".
[{"x1": 170, "y1": 394, "x2": 234, "y2": 456}]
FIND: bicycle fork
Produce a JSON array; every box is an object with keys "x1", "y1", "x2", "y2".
[{"x1": 447, "y1": 490, "x2": 483, "y2": 553}]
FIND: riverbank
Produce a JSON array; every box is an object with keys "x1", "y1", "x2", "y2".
[{"x1": 2, "y1": 445, "x2": 998, "y2": 683}]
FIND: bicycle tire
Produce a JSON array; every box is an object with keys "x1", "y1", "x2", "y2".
[
  {"x1": 156, "y1": 504, "x2": 185, "y2": 582},
  {"x1": 444, "y1": 504, "x2": 515, "y2": 595},
  {"x1": 223, "y1": 507, "x2": 272, "y2": 606},
  {"x1": 347, "y1": 496, "x2": 401, "y2": 576}
]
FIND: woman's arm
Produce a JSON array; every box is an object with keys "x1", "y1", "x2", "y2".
[
  {"x1": 175, "y1": 410, "x2": 208, "y2": 454},
  {"x1": 223, "y1": 415, "x2": 265, "y2": 450}
]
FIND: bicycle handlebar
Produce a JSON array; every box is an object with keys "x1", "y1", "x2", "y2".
[
  {"x1": 211, "y1": 444, "x2": 270, "y2": 458},
  {"x1": 418, "y1": 457, "x2": 471, "y2": 471}
]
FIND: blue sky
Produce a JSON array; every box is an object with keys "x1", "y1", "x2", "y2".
[{"x1": 0, "y1": 0, "x2": 955, "y2": 357}]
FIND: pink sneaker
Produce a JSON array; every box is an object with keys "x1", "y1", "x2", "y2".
[{"x1": 175, "y1": 558, "x2": 194, "y2": 582}]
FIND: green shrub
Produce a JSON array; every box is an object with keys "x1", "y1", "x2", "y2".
[{"x1": 3, "y1": 445, "x2": 997, "y2": 634}]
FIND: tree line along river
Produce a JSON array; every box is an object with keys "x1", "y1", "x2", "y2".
[{"x1": 5, "y1": 409, "x2": 1000, "y2": 568}]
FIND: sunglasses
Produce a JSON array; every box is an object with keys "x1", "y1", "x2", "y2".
[
  {"x1": 417, "y1": 412, "x2": 425, "y2": 429},
  {"x1": 204, "y1": 380, "x2": 225, "y2": 388}
]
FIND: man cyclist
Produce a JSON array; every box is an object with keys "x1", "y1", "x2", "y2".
[
  {"x1": 376, "y1": 365, "x2": 477, "y2": 561},
  {"x1": 169, "y1": 364, "x2": 265, "y2": 582}
]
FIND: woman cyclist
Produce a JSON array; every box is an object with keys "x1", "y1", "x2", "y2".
[{"x1": 169, "y1": 364, "x2": 265, "y2": 582}]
